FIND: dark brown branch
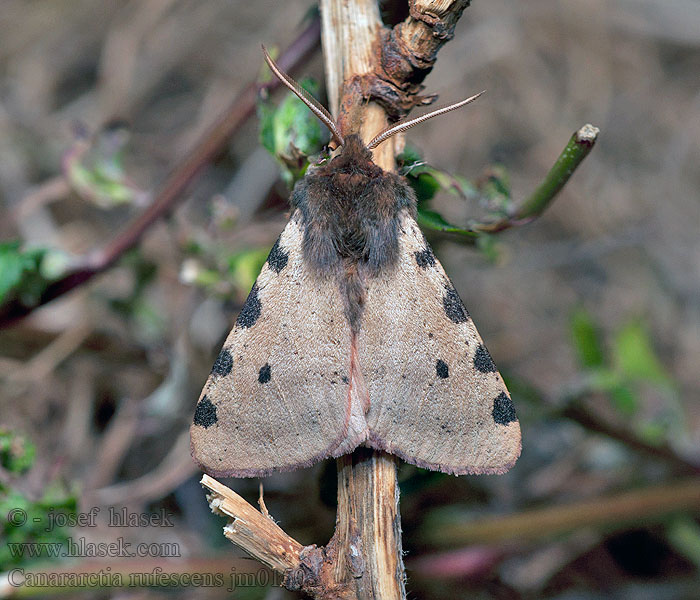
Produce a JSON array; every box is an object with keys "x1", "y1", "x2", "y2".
[
  {"x1": 368, "y1": 0, "x2": 472, "y2": 118},
  {"x1": 0, "y1": 16, "x2": 321, "y2": 328},
  {"x1": 562, "y1": 401, "x2": 700, "y2": 476}
]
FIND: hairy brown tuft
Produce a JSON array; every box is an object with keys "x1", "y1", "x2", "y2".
[{"x1": 291, "y1": 134, "x2": 416, "y2": 330}]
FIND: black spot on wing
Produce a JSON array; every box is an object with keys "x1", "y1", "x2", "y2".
[
  {"x1": 236, "y1": 284, "x2": 261, "y2": 328},
  {"x1": 211, "y1": 348, "x2": 233, "y2": 377},
  {"x1": 414, "y1": 247, "x2": 435, "y2": 268},
  {"x1": 443, "y1": 286, "x2": 468, "y2": 323},
  {"x1": 193, "y1": 396, "x2": 217, "y2": 428},
  {"x1": 436, "y1": 359, "x2": 449, "y2": 379},
  {"x1": 267, "y1": 237, "x2": 289, "y2": 273},
  {"x1": 473, "y1": 344, "x2": 497, "y2": 373},
  {"x1": 258, "y1": 363, "x2": 271, "y2": 384},
  {"x1": 492, "y1": 392, "x2": 516, "y2": 425}
]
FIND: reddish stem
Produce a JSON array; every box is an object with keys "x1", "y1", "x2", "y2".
[{"x1": 0, "y1": 16, "x2": 321, "y2": 328}]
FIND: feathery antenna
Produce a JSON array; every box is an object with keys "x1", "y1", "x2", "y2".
[
  {"x1": 262, "y1": 45, "x2": 345, "y2": 148},
  {"x1": 367, "y1": 92, "x2": 485, "y2": 150}
]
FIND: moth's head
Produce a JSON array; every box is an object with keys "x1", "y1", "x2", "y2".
[
  {"x1": 262, "y1": 45, "x2": 484, "y2": 157},
  {"x1": 324, "y1": 134, "x2": 381, "y2": 181}
]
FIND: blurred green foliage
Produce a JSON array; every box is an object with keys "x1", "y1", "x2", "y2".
[
  {"x1": 399, "y1": 145, "x2": 478, "y2": 204},
  {"x1": 570, "y1": 308, "x2": 680, "y2": 443},
  {"x1": 0, "y1": 430, "x2": 35, "y2": 474},
  {"x1": 0, "y1": 430, "x2": 77, "y2": 569},
  {"x1": 65, "y1": 124, "x2": 145, "y2": 209},
  {"x1": 182, "y1": 243, "x2": 269, "y2": 302},
  {"x1": 571, "y1": 308, "x2": 606, "y2": 369},
  {"x1": 258, "y1": 76, "x2": 326, "y2": 187},
  {"x1": 226, "y1": 248, "x2": 270, "y2": 293},
  {"x1": 398, "y1": 146, "x2": 513, "y2": 261},
  {"x1": 106, "y1": 251, "x2": 166, "y2": 342},
  {"x1": 667, "y1": 516, "x2": 700, "y2": 569},
  {"x1": 0, "y1": 242, "x2": 68, "y2": 309}
]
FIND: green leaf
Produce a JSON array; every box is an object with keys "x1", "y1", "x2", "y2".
[
  {"x1": 584, "y1": 368, "x2": 639, "y2": 415},
  {"x1": 608, "y1": 383, "x2": 638, "y2": 416},
  {"x1": 258, "y1": 77, "x2": 325, "y2": 186},
  {"x1": 636, "y1": 421, "x2": 667, "y2": 445},
  {"x1": 0, "y1": 438, "x2": 77, "y2": 568},
  {"x1": 416, "y1": 209, "x2": 477, "y2": 238},
  {"x1": 587, "y1": 368, "x2": 623, "y2": 392},
  {"x1": 65, "y1": 125, "x2": 143, "y2": 208},
  {"x1": 476, "y1": 233, "x2": 501, "y2": 263},
  {"x1": 478, "y1": 164, "x2": 513, "y2": 214},
  {"x1": 613, "y1": 321, "x2": 671, "y2": 386},
  {"x1": 399, "y1": 147, "x2": 478, "y2": 204},
  {"x1": 396, "y1": 145, "x2": 422, "y2": 170},
  {"x1": 0, "y1": 242, "x2": 59, "y2": 307},
  {"x1": 570, "y1": 307, "x2": 605, "y2": 368},
  {"x1": 258, "y1": 101, "x2": 276, "y2": 157},
  {"x1": 412, "y1": 173, "x2": 442, "y2": 203}
]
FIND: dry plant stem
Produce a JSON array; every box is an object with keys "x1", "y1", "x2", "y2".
[
  {"x1": 201, "y1": 475, "x2": 304, "y2": 573},
  {"x1": 423, "y1": 477, "x2": 700, "y2": 546},
  {"x1": 334, "y1": 451, "x2": 405, "y2": 599},
  {"x1": 0, "y1": 16, "x2": 321, "y2": 328},
  {"x1": 372, "y1": 0, "x2": 472, "y2": 116},
  {"x1": 322, "y1": 1, "x2": 408, "y2": 599},
  {"x1": 387, "y1": 0, "x2": 471, "y2": 87},
  {"x1": 321, "y1": 0, "x2": 394, "y2": 167},
  {"x1": 201, "y1": 476, "x2": 352, "y2": 599}
]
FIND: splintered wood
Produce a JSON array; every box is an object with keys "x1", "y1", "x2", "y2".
[{"x1": 201, "y1": 474, "x2": 303, "y2": 573}]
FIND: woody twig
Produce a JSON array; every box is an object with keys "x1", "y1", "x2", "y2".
[
  {"x1": 421, "y1": 477, "x2": 700, "y2": 547},
  {"x1": 201, "y1": 475, "x2": 303, "y2": 573},
  {"x1": 415, "y1": 124, "x2": 600, "y2": 240},
  {"x1": 201, "y1": 475, "x2": 354, "y2": 599},
  {"x1": 331, "y1": 0, "x2": 473, "y2": 119},
  {"x1": 321, "y1": 1, "x2": 407, "y2": 598},
  {"x1": 200, "y1": 2, "x2": 475, "y2": 599}
]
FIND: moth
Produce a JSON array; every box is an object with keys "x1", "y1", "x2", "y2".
[{"x1": 191, "y1": 48, "x2": 521, "y2": 477}]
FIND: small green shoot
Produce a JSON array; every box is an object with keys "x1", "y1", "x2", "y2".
[{"x1": 65, "y1": 123, "x2": 146, "y2": 208}]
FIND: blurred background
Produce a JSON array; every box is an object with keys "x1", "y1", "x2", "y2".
[{"x1": 1, "y1": 1, "x2": 699, "y2": 598}]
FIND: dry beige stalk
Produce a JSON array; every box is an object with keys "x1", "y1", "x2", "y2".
[
  {"x1": 202, "y1": 474, "x2": 303, "y2": 573},
  {"x1": 319, "y1": 2, "x2": 407, "y2": 597},
  {"x1": 201, "y1": 2, "x2": 474, "y2": 598}
]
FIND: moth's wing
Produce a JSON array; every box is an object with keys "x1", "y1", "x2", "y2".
[
  {"x1": 358, "y1": 212, "x2": 521, "y2": 475},
  {"x1": 191, "y1": 212, "x2": 354, "y2": 477}
]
